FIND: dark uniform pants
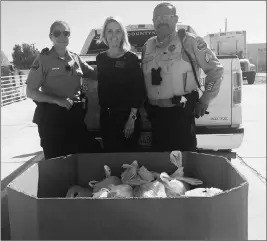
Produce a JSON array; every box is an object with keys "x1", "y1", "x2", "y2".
[
  {"x1": 33, "y1": 102, "x2": 102, "y2": 159},
  {"x1": 146, "y1": 93, "x2": 198, "y2": 152},
  {"x1": 99, "y1": 108, "x2": 141, "y2": 152}
]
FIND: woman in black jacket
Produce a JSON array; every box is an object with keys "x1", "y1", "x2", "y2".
[{"x1": 96, "y1": 16, "x2": 146, "y2": 152}]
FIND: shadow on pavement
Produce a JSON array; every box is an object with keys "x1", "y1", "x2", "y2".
[{"x1": 12, "y1": 151, "x2": 42, "y2": 159}]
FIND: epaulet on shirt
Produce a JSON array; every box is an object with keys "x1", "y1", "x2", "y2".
[
  {"x1": 40, "y1": 48, "x2": 50, "y2": 55},
  {"x1": 177, "y1": 29, "x2": 195, "y2": 41},
  {"x1": 184, "y1": 31, "x2": 198, "y2": 42}
]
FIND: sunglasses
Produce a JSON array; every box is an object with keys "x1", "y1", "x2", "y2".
[
  {"x1": 51, "y1": 30, "x2": 70, "y2": 37},
  {"x1": 153, "y1": 15, "x2": 176, "y2": 22}
]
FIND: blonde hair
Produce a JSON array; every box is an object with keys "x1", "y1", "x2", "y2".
[{"x1": 98, "y1": 16, "x2": 131, "y2": 51}]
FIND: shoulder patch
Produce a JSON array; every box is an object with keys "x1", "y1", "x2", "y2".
[
  {"x1": 196, "y1": 37, "x2": 208, "y2": 51},
  {"x1": 168, "y1": 44, "x2": 176, "y2": 52},
  {"x1": 40, "y1": 48, "x2": 50, "y2": 55},
  {"x1": 31, "y1": 58, "x2": 40, "y2": 70}
]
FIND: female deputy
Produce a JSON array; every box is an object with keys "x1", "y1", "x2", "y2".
[
  {"x1": 26, "y1": 20, "x2": 102, "y2": 159},
  {"x1": 96, "y1": 16, "x2": 146, "y2": 152}
]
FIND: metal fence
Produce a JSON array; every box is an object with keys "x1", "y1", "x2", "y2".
[
  {"x1": 0, "y1": 72, "x2": 266, "y2": 107},
  {"x1": 1, "y1": 75, "x2": 28, "y2": 107}
]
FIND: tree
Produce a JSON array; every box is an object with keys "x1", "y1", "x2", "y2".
[
  {"x1": 1, "y1": 50, "x2": 11, "y2": 66},
  {"x1": 12, "y1": 43, "x2": 39, "y2": 69}
]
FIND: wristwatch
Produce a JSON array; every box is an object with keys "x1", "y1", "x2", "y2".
[{"x1": 130, "y1": 112, "x2": 137, "y2": 121}]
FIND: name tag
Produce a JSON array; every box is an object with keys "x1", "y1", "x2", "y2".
[
  {"x1": 115, "y1": 61, "x2": 126, "y2": 68},
  {"x1": 52, "y1": 67, "x2": 60, "y2": 70}
]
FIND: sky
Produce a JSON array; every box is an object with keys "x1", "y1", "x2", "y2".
[{"x1": 1, "y1": 1, "x2": 266, "y2": 61}]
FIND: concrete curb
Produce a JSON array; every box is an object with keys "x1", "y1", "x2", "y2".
[{"x1": 1, "y1": 151, "x2": 44, "y2": 191}]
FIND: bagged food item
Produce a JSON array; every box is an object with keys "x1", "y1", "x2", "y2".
[
  {"x1": 89, "y1": 165, "x2": 121, "y2": 193},
  {"x1": 138, "y1": 166, "x2": 155, "y2": 182},
  {"x1": 66, "y1": 185, "x2": 93, "y2": 198},
  {"x1": 92, "y1": 188, "x2": 110, "y2": 199},
  {"x1": 185, "y1": 187, "x2": 223, "y2": 197},
  {"x1": 170, "y1": 166, "x2": 184, "y2": 178},
  {"x1": 170, "y1": 151, "x2": 183, "y2": 169},
  {"x1": 121, "y1": 161, "x2": 154, "y2": 186},
  {"x1": 108, "y1": 184, "x2": 133, "y2": 198},
  {"x1": 133, "y1": 180, "x2": 167, "y2": 198},
  {"x1": 169, "y1": 151, "x2": 203, "y2": 187},
  {"x1": 170, "y1": 167, "x2": 203, "y2": 187},
  {"x1": 160, "y1": 172, "x2": 188, "y2": 197}
]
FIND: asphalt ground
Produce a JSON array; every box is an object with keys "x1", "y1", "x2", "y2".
[{"x1": 1, "y1": 74, "x2": 266, "y2": 240}]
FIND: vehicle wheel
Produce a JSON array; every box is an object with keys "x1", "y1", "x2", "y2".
[{"x1": 247, "y1": 71, "x2": 256, "y2": 85}]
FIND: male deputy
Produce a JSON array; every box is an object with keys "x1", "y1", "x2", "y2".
[{"x1": 142, "y1": 2, "x2": 224, "y2": 151}]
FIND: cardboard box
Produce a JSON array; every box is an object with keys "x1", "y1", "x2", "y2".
[{"x1": 7, "y1": 152, "x2": 248, "y2": 240}]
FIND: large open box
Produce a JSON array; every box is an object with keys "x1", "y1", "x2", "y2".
[{"x1": 7, "y1": 152, "x2": 248, "y2": 240}]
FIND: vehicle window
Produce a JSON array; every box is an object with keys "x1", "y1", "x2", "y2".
[{"x1": 86, "y1": 35, "x2": 108, "y2": 53}]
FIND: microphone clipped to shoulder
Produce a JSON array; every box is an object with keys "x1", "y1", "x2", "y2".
[{"x1": 177, "y1": 28, "x2": 186, "y2": 42}]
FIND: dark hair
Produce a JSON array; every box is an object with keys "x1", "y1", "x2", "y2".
[
  {"x1": 154, "y1": 2, "x2": 177, "y2": 15},
  {"x1": 49, "y1": 20, "x2": 70, "y2": 34}
]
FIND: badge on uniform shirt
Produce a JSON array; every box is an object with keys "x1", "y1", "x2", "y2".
[
  {"x1": 168, "y1": 44, "x2": 176, "y2": 52},
  {"x1": 31, "y1": 59, "x2": 40, "y2": 70},
  {"x1": 196, "y1": 38, "x2": 207, "y2": 51},
  {"x1": 115, "y1": 60, "x2": 126, "y2": 68}
]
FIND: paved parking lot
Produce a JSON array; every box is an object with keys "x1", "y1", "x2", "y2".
[{"x1": 1, "y1": 74, "x2": 266, "y2": 240}]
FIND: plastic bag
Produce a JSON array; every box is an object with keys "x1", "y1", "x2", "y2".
[
  {"x1": 92, "y1": 188, "x2": 110, "y2": 199},
  {"x1": 169, "y1": 151, "x2": 203, "y2": 187},
  {"x1": 121, "y1": 161, "x2": 154, "y2": 186},
  {"x1": 160, "y1": 172, "x2": 188, "y2": 197},
  {"x1": 89, "y1": 165, "x2": 122, "y2": 193},
  {"x1": 66, "y1": 185, "x2": 93, "y2": 198},
  {"x1": 170, "y1": 151, "x2": 183, "y2": 169},
  {"x1": 108, "y1": 184, "x2": 133, "y2": 198},
  {"x1": 185, "y1": 187, "x2": 223, "y2": 197},
  {"x1": 170, "y1": 167, "x2": 203, "y2": 186},
  {"x1": 133, "y1": 180, "x2": 167, "y2": 198}
]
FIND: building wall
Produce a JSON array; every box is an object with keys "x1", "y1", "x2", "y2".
[{"x1": 247, "y1": 43, "x2": 266, "y2": 72}]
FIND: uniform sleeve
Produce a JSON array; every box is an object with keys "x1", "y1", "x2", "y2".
[
  {"x1": 26, "y1": 55, "x2": 45, "y2": 90},
  {"x1": 77, "y1": 55, "x2": 96, "y2": 79},
  {"x1": 191, "y1": 36, "x2": 224, "y2": 106}
]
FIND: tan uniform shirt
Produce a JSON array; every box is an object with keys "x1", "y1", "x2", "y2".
[
  {"x1": 26, "y1": 47, "x2": 95, "y2": 99},
  {"x1": 142, "y1": 31, "x2": 224, "y2": 107}
]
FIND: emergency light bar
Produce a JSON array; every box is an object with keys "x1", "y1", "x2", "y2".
[{"x1": 127, "y1": 24, "x2": 154, "y2": 30}]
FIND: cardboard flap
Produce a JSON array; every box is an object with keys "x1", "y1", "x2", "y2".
[{"x1": 8, "y1": 155, "x2": 77, "y2": 198}]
